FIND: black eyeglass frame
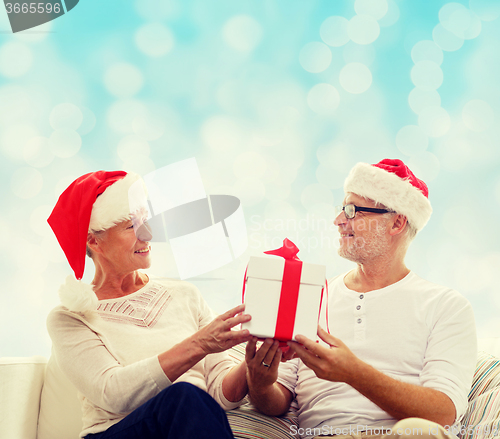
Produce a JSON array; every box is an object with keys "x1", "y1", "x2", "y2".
[{"x1": 338, "y1": 204, "x2": 392, "y2": 220}]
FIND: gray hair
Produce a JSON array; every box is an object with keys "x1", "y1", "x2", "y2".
[{"x1": 373, "y1": 199, "x2": 418, "y2": 244}]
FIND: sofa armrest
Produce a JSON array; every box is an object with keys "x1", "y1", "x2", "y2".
[{"x1": 0, "y1": 356, "x2": 47, "y2": 439}]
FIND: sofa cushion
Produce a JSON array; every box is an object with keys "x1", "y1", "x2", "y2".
[
  {"x1": 458, "y1": 387, "x2": 500, "y2": 438},
  {"x1": 468, "y1": 351, "x2": 500, "y2": 403},
  {"x1": 37, "y1": 350, "x2": 82, "y2": 439},
  {"x1": 458, "y1": 352, "x2": 500, "y2": 439},
  {"x1": 0, "y1": 356, "x2": 46, "y2": 439},
  {"x1": 228, "y1": 397, "x2": 298, "y2": 439}
]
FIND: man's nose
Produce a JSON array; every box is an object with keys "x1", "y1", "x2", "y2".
[
  {"x1": 136, "y1": 221, "x2": 153, "y2": 242},
  {"x1": 334, "y1": 211, "x2": 347, "y2": 226}
]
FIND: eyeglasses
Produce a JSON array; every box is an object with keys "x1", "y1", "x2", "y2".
[{"x1": 336, "y1": 204, "x2": 391, "y2": 220}]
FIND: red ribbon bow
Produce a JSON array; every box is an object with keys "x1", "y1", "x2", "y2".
[{"x1": 264, "y1": 238, "x2": 300, "y2": 261}]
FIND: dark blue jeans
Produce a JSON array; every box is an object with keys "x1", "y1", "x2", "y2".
[{"x1": 85, "y1": 382, "x2": 234, "y2": 439}]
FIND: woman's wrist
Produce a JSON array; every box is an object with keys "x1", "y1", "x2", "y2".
[{"x1": 188, "y1": 334, "x2": 210, "y2": 360}]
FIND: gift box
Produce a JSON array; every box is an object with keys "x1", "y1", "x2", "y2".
[{"x1": 241, "y1": 239, "x2": 326, "y2": 342}]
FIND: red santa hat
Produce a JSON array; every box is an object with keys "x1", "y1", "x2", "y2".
[
  {"x1": 48, "y1": 171, "x2": 145, "y2": 312},
  {"x1": 343, "y1": 158, "x2": 432, "y2": 232}
]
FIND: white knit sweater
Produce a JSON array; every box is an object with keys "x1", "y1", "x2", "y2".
[{"x1": 47, "y1": 276, "x2": 242, "y2": 438}]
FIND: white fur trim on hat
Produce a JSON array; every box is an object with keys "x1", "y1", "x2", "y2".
[
  {"x1": 59, "y1": 275, "x2": 98, "y2": 313},
  {"x1": 344, "y1": 163, "x2": 432, "y2": 231},
  {"x1": 89, "y1": 172, "x2": 147, "y2": 232}
]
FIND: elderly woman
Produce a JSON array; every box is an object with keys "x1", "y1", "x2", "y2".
[{"x1": 46, "y1": 170, "x2": 253, "y2": 439}]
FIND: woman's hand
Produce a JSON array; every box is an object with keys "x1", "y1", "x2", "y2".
[
  {"x1": 245, "y1": 337, "x2": 282, "y2": 390},
  {"x1": 194, "y1": 304, "x2": 252, "y2": 355}
]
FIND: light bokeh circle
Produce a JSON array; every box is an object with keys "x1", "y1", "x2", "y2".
[
  {"x1": 439, "y1": 3, "x2": 468, "y2": 31},
  {"x1": 132, "y1": 114, "x2": 165, "y2": 141},
  {"x1": 348, "y1": 15, "x2": 380, "y2": 45},
  {"x1": 10, "y1": 167, "x2": 43, "y2": 199},
  {"x1": 104, "y1": 63, "x2": 144, "y2": 98},
  {"x1": 0, "y1": 42, "x2": 32, "y2": 78},
  {"x1": 462, "y1": 12, "x2": 482, "y2": 40},
  {"x1": 30, "y1": 205, "x2": 53, "y2": 237},
  {"x1": 418, "y1": 106, "x2": 451, "y2": 138},
  {"x1": 121, "y1": 156, "x2": 156, "y2": 176},
  {"x1": 339, "y1": 62, "x2": 372, "y2": 94},
  {"x1": 316, "y1": 141, "x2": 352, "y2": 172},
  {"x1": 432, "y1": 23, "x2": 464, "y2": 52},
  {"x1": 437, "y1": 135, "x2": 474, "y2": 172},
  {"x1": 449, "y1": 9, "x2": 478, "y2": 39},
  {"x1": 134, "y1": 0, "x2": 179, "y2": 21},
  {"x1": 320, "y1": 16, "x2": 350, "y2": 47},
  {"x1": 411, "y1": 61, "x2": 443, "y2": 91},
  {"x1": 234, "y1": 177, "x2": 266, "y2": 206},
  {"x1": 307, "y1": 84, "x2": 341, "y2": 115},
  {"x1": 301, "y1": 184, "x2": 334, "y2": 210},
  {"x1": 223, "y1": 15, "x2": 263, "y2": 52},
  {"x1": 378, "y1": 0, "x2": 400, "y2": 27},
  {"x1": 440, "y1": 3, "x2": 482, "y2": 40},
  {"x1": 315, "y1": 164, "x2": 345, "y2": 189},
  {"x1": 23, "y1": 137, "x2": 54, "y2": 168},
  {"x1": 462, "y1": 99, "x2": 494, "y2": 132},
  {"x1": 354, "y1": 0, "x2": 388, "y2": 20},
  {"x1": 233, "y1": 151, "x2": 267, "y2": 179},
  {"x1": 201, "y1": 116, "x2": 244, "y2": 152},
  {"x1": 407, "y1": 151, "x2": 441, "y2": 182},
  {"x1": 299, "y1": 42, "x2": 332, "y2": 73},
  {"x1": 343, "y1": 43, "x2": 376, "y2": 66},
  {"x1": 411, "y1": 40, "x2": 444, "y2": 65},
  {"x1": 408, "y1": 88, "x2": 441, "y2": 114},
  {"x1": 469, "y1": 0, "x2": 500, "y2": 21},
  {"x1": 396, "y1": 125, "x2": 428, "y2": 156},
  {"x1": 1, "y1": 124, "x2": 38, "y2": 161},
  {"x1": 117, "y1": 135, "x2": 151, "y2": 162},
  {"x1": 107, "y1": 100, "x2": 148, "y2": 134},
  {"x1": 78, "y1": 107, "x2": 97, "y2": 136},
  {"x1": 135, "y1": 23, "x2": 175, "y2": 57},
  {"x1": 50, "y1": 103, "x2": 83, "y2": 131},
  {"x1": 49, "y1": 129, "x2": 82, "y2": 158}
]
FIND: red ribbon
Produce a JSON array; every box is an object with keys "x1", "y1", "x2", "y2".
[{"x1": 264, "y1": 238, "x2": 302, "y2": 341}]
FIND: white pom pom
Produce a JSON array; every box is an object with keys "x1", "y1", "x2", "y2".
[{"x1": 59, "y1": 275, "x2": 98, "y2": 313}]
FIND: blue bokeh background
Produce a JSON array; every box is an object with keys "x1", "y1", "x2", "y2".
[{"x1": 1, "y1": 0, "x2": 499, "y2": 357}]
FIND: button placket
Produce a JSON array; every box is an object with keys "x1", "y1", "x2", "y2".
[{"x1": 354, "y1": 293, "x2": 366, "y2": 341}]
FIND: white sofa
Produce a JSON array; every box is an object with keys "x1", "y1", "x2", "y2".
[{"x1": 2, "y1": 339, "x2": 500, "y2": 439}]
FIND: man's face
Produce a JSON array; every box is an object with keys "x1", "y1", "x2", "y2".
[{"x1": 334, "y1": 193, "x2": 392, "y2": 264}]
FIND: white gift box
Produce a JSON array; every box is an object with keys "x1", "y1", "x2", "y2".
[{"x1": 242, "y1": 255, "x2": 326, "y2": 342}]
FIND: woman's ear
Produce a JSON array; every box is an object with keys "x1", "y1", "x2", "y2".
[
  {"x1": 87, "y1": 233, "x2": 101, "y2": 254},
  {"x1": 390, "y1": 214, "x2": 408, "y2": 236}
]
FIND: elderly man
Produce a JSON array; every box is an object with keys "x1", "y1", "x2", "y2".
[{"x1": 245, "y1": 159, "x2": 477, "y2": 439}]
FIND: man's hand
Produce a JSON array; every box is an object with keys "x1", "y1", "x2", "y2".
[
  {"x1": 287, "y1": 326, "x2": 361, "y2": 384},
  {"x1": 194, "y1": 304, "x2": 252, "y2": 355}
]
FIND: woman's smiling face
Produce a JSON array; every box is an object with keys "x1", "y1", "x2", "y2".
[{"x1": 94, "y1": 216, "x2": 153, "y2": 275}]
